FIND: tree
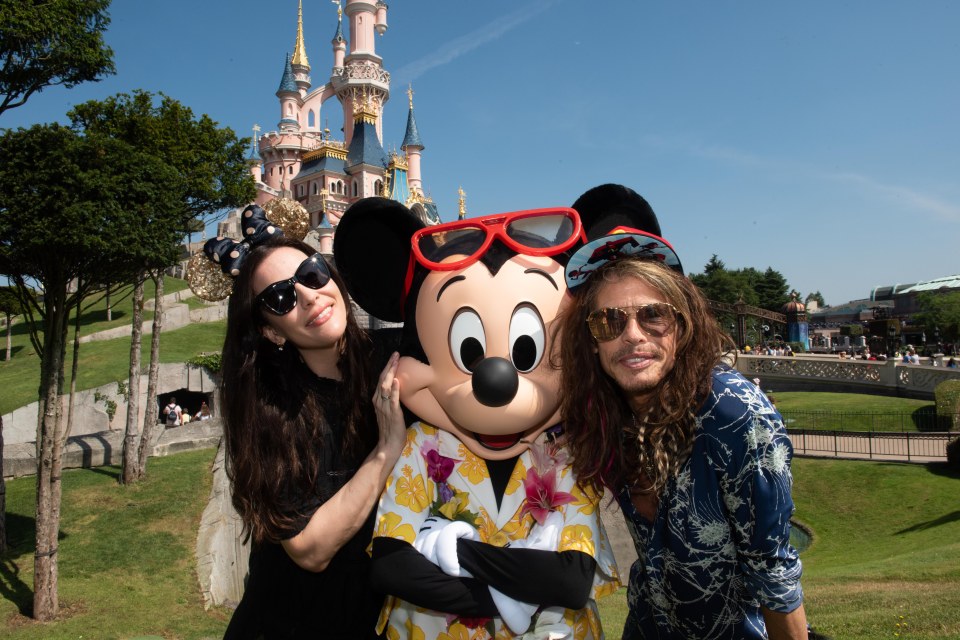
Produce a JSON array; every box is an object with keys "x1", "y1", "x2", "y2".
[
  {"x1": 0, "y1": 284, "x2": 24, "y2": 360},
  {"x1": 0, "y1": 122, "x2": 185, "y2": 620},
  {"x1": 755, "y1": 267, "x2": 790, "y2": 312},
  {"x1": 915, "y1": 291, "x2": 960, "y2": 345},
  {"x1": 68, "y1": 91, "x2": 255, "y2": 483},
  {"x1": 805, "y1": 291, "x2": 826, "y2": 308},
  {"x1": 0, "y1": 0, "x2": 115, "y2": 117}
]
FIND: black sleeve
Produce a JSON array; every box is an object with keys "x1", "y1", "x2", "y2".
[
  {"x1": 370, "y1": 537, "x2": 498, "y2": 617},
  {"x1": 457, "y1": 539, "x2": 597, "y2": 610}
]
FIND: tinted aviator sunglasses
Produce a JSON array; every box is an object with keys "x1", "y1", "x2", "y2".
[
  {"x1": 586, "y1": 303, "x2": 680, "y2": 342},
  {"x1": 256, "y1": 253, "x2": 332, "y2": 316}
]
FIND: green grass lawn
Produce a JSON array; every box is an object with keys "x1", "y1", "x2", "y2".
[
  {"x1": 774, "y1": 392, "x2": 940, "y2": 432},
  {"x1": 2, "y1": 453, "x2": 957, "y2": 639},
  {"x1": 0, "y1": 320, "x2": 226, "y2": 415},
  {"x1": 2, "y1": 276, "x2": 190, "y2": 361},
  {"x1": 0, "y1": 448, "x2": 230, "y2": 639}
]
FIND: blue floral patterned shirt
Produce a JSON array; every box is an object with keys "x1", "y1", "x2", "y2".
[{"x1": 617, "y1": 367, "x2": 803, "y2": 640}]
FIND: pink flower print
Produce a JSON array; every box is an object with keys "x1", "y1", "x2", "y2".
[
  {"x1": 520, "y1": 466, "x2": 575, "y2": 526},
  {"x1": 421, "y1": 438, "x2": 456, "y2": 483}
]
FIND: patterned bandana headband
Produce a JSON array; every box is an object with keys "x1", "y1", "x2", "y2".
[{"x1": 186, "y1": 198, "x2": 311, "y2": 302}]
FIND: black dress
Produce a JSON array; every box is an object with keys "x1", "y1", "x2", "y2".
[{"x1": 224, "y1": 374, "x2": 384, "y2": 640}]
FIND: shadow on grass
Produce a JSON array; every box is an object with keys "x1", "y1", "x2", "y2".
[
  {"x1": 895, "y1": 509, "x2": 960, "y2": 535},
  {"x1": 912, "y1": 406, "x2": 953, "y2": 432},
  {"x1": 86, "y1": 465, "x2": 121, "y2": 481},
  {"x1": 0, "y1": 513, "x2": 67, "y2": 617}
]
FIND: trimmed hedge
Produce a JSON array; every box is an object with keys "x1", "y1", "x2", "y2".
[{"x1": 934, "y1": 379, "x2": 960, "y2": 431}]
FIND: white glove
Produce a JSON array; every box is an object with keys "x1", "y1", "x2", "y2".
[
  {"x1": 435, "y1": 520, "x2": 480, "y2": 577},
  {"x1": 412, "y1": 515, "x2": 447, "y2": 565},
  {"x1": 511, "y1": 510, "x2": 565, "y2": 552},
  {"x1": 521, "y1": 606, "x2": 572, "y2": 639},
  {"x1": 490, "y1": 585, "x2": 539, "y2": 635}
]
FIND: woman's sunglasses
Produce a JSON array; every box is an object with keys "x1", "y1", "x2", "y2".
[
  {"x1": 586, "y1": 302, "x2": 679, "y2": 342},
  {"x1": 402, "y1": 208, "x2": 585, "y2": 306},
  {"x1": 256, "y1": 253, "x2": 332, "y2": 316}
]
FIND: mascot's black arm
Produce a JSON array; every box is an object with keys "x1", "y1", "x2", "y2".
[
  {"x1": 370, "y1": 537, "x2": 596, "y2": 613},
  {"x1": 457, "y1": 540, "x2": 596, "y2": 609},
  {"x1": 371, "y1": 537, "x2": 498, "y2": 616}
]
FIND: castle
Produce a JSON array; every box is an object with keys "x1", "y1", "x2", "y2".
[{"x1": 219, "y1": 0, "x2": 443, "y2": 252}]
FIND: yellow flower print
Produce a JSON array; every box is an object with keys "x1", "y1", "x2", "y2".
[
  {"x1": 504, "y1": 458, "x2": 526, "y2": 495},
  {"x1": 500, "y1": 509, "x2": 533, "y2": 542},
  {"x1": 395, "y1": 465, "x2": 429, "y2": 513},
  {"x1": 437, "y1": 623, "x2": 472, "y2": 640},
  {"x1": 389, "y1": 618, "x2": 426, "y2": 640},
  {"x1": 476, "y1": 508, "x2": 510, "y2": 547},
  {"x1": 568, "y1": 482, "x2": 600, "y2": 516},
  {"x1": 593, "y1": 579, "x2": 621, "y2": 599},
  {"x1": 375, "y1": 511, "x2": 416, "y2": 543},
  {"x1": 457, "y1": 445, "x2": 489, "y2": 484},
  {"x1": 559, "y1": 524, "x2": 596, "y2": 556},
  {"x1": 402, "y1": 428, "x2": 418, "y2": 457}
]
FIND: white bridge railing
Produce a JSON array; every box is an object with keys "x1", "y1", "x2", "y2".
[{"x1": 735, "y1": 354, "x2": 960, "y2": 399}]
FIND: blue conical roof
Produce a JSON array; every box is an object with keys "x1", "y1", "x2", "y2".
[
  {"x1": 401, "y1": 106, "x2": 423, "y2": 149},
  {"x1": 276, "y1": 53, "x2": 298, "y2": 95},
  {"x1": 332, "y1": 17, "x2": 344, "y2": 43}
]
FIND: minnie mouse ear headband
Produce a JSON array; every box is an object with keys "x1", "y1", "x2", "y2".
[
  {"x1": 565, "y1": 183, "x2": 683, "y2": 291},
  {"x1": 186, "y1": 198, "x2": 310, "y2": 301}
]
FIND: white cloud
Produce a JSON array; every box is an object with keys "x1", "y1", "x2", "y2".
[{"x1": 392, "y1": 0, "x2": 560, "y2": 84}]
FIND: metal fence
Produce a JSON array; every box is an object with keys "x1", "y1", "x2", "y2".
[
  {"x1": 786, "y1": 428, "x2": 953, "y2": 462},
  {"x1": 779, "y1": 410, "x2": 954, "y2": 433},
  {"x1": 780, "y1": 410, "x2": 956, "y2": 461}
]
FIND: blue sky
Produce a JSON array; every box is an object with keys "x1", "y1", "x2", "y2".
[{"x1": 3, "y1": 0, "x2": 958, "y2": 306}]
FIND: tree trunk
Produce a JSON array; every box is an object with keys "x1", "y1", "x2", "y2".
[
  {"x1": 4, "y1": 311, "x2": 10, "y2": 361},
  {"x1": 0, "y1": 414, "x2": 7, "y2": 555},
  {"x1": 64, "y1": 304, "x2": 82, "y2": 441},
  {"x1": 120, "y1": 276, "x2": 145, "y2": 485},
  {"x1": 105, "y1": 286, "x2": 111, "y2": 322},
  {"x1": 136, "y1": 271, "x2": 164, "y2": 479},
  {"x1": 33, "y1": 285, "x2": 69, "y2": 621}
]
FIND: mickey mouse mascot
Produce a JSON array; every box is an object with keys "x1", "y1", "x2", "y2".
[{"x1": 334, "y1": 198, "x2": 620, "y2": 639}]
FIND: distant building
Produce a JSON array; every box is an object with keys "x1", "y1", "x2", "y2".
[{"x1": 219, "y1": 0, "x2": 441, "y2": 252}]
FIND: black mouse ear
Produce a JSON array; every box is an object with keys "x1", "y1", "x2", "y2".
[
  {"x1": 571, "y1": 183, "x2": 662, "y2": 240},
  {"x1": 334, "y1": 197, "x2": 425, "y2": 322}
]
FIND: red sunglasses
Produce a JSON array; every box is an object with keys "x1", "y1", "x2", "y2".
[{"x1": 401, "y1": 208, "x2": 585, "y2": 309}]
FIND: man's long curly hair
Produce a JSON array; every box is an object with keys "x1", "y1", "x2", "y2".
[
  {"x1": 557, "y1": 258, "x2": 733, "y2": 494},
  {"x1": 219, "y1": 236, "x2": 377, "y2": 544}
]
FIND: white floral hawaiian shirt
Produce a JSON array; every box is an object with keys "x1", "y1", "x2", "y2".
[{"x1": 374, "y1": 422, "x2": 621, "y2": 639}]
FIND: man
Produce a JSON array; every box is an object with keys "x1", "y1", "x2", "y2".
[
  {"x1": 162, "y1": 396, "x2": 182, "y2": 427},
  {"x1": 558, "y1": 184, "x2": 808, "y2": 640}
]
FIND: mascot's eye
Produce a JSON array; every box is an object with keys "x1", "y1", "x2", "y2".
[
  {"x1": 509, "y1": 305, "x2": 545, "y2": 373},
  {"x1": 450, "y1": 309, "x2": 486, "y2": 374}
]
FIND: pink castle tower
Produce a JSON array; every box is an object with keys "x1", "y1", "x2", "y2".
[{"x1": 241, "y1": 0, "x2": 440, "y2": 249}]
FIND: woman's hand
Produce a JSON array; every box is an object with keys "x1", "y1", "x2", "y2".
[{"x1": 373, "y1": 352, "x2": 406, "y2": 459}]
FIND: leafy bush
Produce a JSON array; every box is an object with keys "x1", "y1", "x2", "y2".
[
  {"x1": 188, "y1": 352, "x2": 221, "y2": 373},
  {"x1": 934, "y1": 379, "x2": 960, "y2": 431}
]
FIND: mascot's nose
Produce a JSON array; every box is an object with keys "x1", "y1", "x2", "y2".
[{"x1": 472, "y1": 357, "x2": 519, "y2": 407}]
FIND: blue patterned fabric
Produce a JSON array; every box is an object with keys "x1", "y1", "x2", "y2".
[{"x1": 618, "y1": 367, "x2": 803, "y2": 640}]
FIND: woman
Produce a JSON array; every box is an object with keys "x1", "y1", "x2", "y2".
[{"x1": 220, "y1": 236, "x2": 406, "y2": 639}]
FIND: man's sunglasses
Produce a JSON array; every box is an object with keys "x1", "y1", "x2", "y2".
[
  {"x1": 586, "y1": 303, "x2": 680, "y2": 342},
  {"x1": 402, "y1": 208, "x2": 585, "y2": 306},
  {"x1": 256, "y1": 253, "x2": 332, "y2": 316}
]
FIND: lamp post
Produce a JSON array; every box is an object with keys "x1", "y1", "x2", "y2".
[{"x1": 887, "y1": 325, "x2": 897, "y2": 357}]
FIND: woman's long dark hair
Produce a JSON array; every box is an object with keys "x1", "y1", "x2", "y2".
[
  {"x1": 219, "y1": 236, "x2": 377, "y2": 544},
  {"x1": 557, "y1": 259, "x2": 733, "y2": 494}
]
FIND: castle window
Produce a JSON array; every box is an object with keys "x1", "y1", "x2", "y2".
[{"x1": 312, "y1": 182, "x2": 318, "y2": 195}]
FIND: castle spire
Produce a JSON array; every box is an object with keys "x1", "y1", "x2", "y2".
[{"x1": 292, "y1": 0, "x2": 310, "y2": 67}]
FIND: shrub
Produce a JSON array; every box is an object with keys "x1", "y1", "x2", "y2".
[
  {"x1": 934, "y1": 379, "x2": 960, "y2": 431},
  {"x1": 188, "y1": 351, "x2": 221, "y2": 374}
]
